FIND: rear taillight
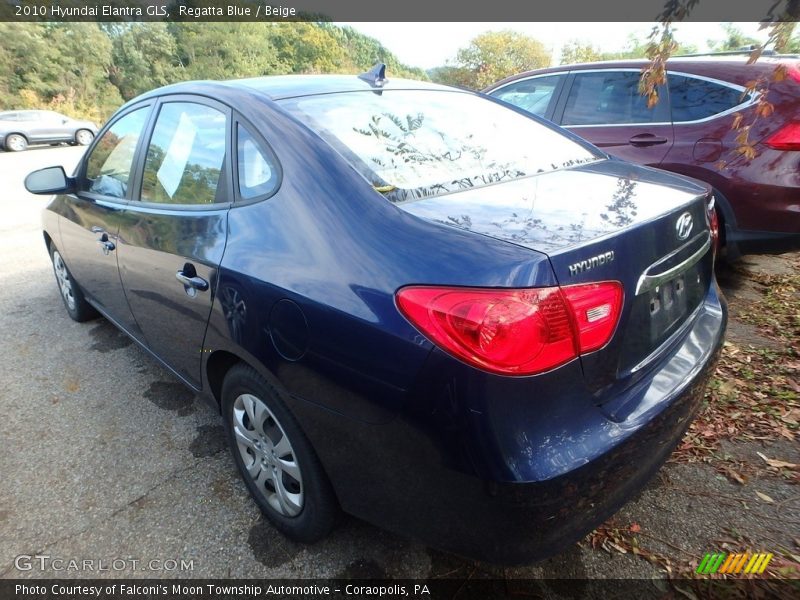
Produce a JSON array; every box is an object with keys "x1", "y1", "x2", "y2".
[
  {"x1": 561, "y1": 282, "x2": 624, "y2": 353},
  {"x1": 396, "y1": 282, "x2": 623, "y2": 376},
  {"x1": 786, "y1": 64, "x2": 800, "y2": 83},
  {"x1": 765, "y1": 121, "x2": 800, "y2": 151},
  {"x1": 707, "y1": 197, "x2": 720, "y2": 256}
]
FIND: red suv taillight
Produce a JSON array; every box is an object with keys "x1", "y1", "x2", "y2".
[
  {"x1": 765, "y1": 121, "x2": 800, "y2": 151},
  {"x1": 396, "y1": 282, "x2": 623, "y2": 376},
  {"x1": 786, "y1": 64, "x2": 800, "y2": 84},
  {"x1": 707, "y1": 198, "x2": 720, "y2": 256}
]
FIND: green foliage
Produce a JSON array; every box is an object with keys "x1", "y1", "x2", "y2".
[
  {"x1": 324, "y1": 25, "x2": 427, "y2": 79},
  {"x1": 559, "y1": 40, "x2": 604, "y2": 65},
  {"x1": 0, "y1": 22, "x2": 122, "y2": 121},
  {"x1": 426, "y1": 66, "x2": 474, "y2": 88},
  {"x1": 170, "y1": 22, "x2": 287, "y2": 80},
  {"x1": 708, "y1": 23, "x2": 760, "y2": 52},
  {"x1": 785, "y1": 36, "x2": 800, "y2": 53},
  {"x1": 0, "y1": 22, "x2": 424, "y2": 121},
  {"x1": 434, "y1": 30, "x2": 551, "y2": 90},
  {"x1": 109, "y1": 23, "x2": 180, "y2": 100}
]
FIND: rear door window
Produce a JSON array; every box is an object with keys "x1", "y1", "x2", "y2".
[
  {"x1": 489, "y1": 74, "x2": 565, "y2": 118},
  {"x1": 562, "y1": 71, "x2": 668, "y2": 125},
  {"x1": 140, "y1": 102, "x2": 228, "y2": 205},
  {"x1": 668, "y1": 74, "x2": 748, "y2": 122}
]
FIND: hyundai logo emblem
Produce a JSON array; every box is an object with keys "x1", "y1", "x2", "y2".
[{"x1": 676, "y1": 212, "x2": 693, "y2": 240}]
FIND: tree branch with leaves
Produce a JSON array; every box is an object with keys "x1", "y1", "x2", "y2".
[{"x1": 642, "y1": 0, "x2": 799, "y2": 164}]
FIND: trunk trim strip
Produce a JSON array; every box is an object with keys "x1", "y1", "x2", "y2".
[{"x1": 635, "y1": 231, "x2": 711, "y2": 295}]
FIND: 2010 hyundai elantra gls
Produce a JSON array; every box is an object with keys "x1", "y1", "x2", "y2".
[{"x1": 25, "y1": 65, "x2": 726, "y2": 564}]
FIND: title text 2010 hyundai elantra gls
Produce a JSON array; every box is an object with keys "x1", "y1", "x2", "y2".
[{"x1": 25, "y1": 65, "x2": 726, "y2": 564}]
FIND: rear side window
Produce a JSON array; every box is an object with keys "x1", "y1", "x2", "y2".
[
  {"x1": 562, "y1": 71, "x2": 665, "y2": 125},
  {"x1": 141, "y1": 102, "x2": 228, "y2": 205},
  {"x1": 668, "y1": 74, "x2": 747, "y2": 122},
  {"x1": 490, "y1": 75, "x2": 564, "y2": 118},
  {"x1": 237, "y1": 125, "x2": 278, "y2": 200},
  {"x1": 84, "y1": 107, "x2": 149, "y2": 199}
]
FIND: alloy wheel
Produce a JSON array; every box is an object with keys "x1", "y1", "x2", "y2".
[
  {"x1": 76, "y1": 130, "x2": 94, "y2": 146},
  {"x1": 232, "y1": 393, "x2": 304, "y2": 517},
  {"x1": 52, "y1": 251, "x2": 76, "y2": 311},
  {"x1": 6, "y1": 134, "x2": 26, "y2": 152}
]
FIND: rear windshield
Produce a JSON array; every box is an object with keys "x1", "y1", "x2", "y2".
[{"x1": 280, "y1": 90, "x2": 600, "y2": 202}]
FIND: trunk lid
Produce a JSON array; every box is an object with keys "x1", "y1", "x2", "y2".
[{"x1": 399, "y1": 160, "x2": 714, "y2": 394}]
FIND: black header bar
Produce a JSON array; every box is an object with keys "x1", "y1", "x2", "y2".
[{"x1": 1, "y1": 0, "x2": 796, "y2": 23}]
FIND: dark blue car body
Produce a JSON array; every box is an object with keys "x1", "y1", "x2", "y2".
[{"x1": 36, "y1": 74, "x2": 726, "y2": 564}]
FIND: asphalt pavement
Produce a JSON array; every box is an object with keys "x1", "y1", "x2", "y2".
[{"x1": 1, "y1": 146, "x2": 797, "y2": 583}]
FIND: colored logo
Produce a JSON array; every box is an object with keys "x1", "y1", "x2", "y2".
[{"x1": 697, "y1": 552, "x2": 773, "y2": 575}]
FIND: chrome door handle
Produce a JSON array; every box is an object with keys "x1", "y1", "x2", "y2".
[
  {"x1": 176, "y1": 270, "x2": 209, "y2": 291},
  {"x1": 96, "y1": 232, "x2": 115, "y2": 254}
]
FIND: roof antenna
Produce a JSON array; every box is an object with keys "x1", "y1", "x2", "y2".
[{"x1": 358, "y1": 63, "x2": 388, "y2": 87}]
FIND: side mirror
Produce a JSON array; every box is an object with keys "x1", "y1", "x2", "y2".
[{"x1": 24, "y1": 166, "x2": 75, "y2": 195}]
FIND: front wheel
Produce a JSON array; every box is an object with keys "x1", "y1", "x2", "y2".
[
  {"x1": 5, "y1": 134, "x2": 27, "y2": 152},
  {"x1": 222, "y1": 364, "x2": 339, "y2": 542},
  {"x1": 50, "y1": 245, "x2": 97, "y2": 322},
  {"x1": 75, "y1": 129, "x2": 94, "y2": 146}
]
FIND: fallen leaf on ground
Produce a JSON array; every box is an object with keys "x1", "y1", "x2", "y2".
[
  {"x1": 755, "y1": 491, "x2": 774, "y2": 503},
  {"x1": 757, "y1": 451, "x2": 799, "y2": 469}
]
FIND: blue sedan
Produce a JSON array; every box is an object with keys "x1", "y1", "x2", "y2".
[{"x1": 25, "y1": 65, "x2": 726, "y2": 564}]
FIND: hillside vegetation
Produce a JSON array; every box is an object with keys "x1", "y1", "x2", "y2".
[{"x1": 0, "y1": 22, "x2": 427, "y2": 122}]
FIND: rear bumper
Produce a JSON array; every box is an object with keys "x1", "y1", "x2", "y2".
[{"x1": 294, "y1": 282, "x2": 726, "y2": 564}]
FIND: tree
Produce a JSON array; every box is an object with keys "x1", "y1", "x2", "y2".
[
  {"x1": 170, "y1": 23, "x2": 287, "y2": 81},
  {"x1": 559, "y1": 40, "x2": 603, "y2": 65},
  {"x1": 427, "y1": 66, "x2": 474, "y2": 88},
  {"x1": 447, "y1": 30, "x2": 551, "y2": 90},
  {"x1": 786, "y1": 35, "x2": 800, "y2": 52},
  {"x1": 109, "y1": 23, "x2": 180, "y2": 101},
  {"x1": 323, "y1": 24, "x2": 428, "y2": 79},
  {"x1": 267, "y1": 22, "x2": 347, "y2": 74},
  {"x1": 708, "y1": 23, "x2": 760, "y2": 51},
  {"x1": 0, "y1": 22, "x2": 427, "y2": 120},
  {"x1": 642, "y1": 1, "x2": 800, "y2": 162},
  {"x1": 0, "y1": 24, "x2": 53, "y2": 102}
]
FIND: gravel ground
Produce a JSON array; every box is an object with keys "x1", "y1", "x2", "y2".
[{"x1": 0, "y1": 147, "x2": 797, "y2": 583}]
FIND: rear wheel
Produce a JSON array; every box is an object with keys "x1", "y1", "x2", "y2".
[
  {"x1": 49, "y1": 244, "x2": 97, "y2": 322},
  {"x1": 222, "y1": 364, "x2": 338, "y2": 542},
  {"x1": 75, "y1": 129, "x2": 94, "y2": 146},
  {"x1": 5, "y1": 134, "x2": 27, "y2": 152}
]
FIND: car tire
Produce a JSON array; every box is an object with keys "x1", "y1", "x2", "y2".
[
  {"x1": 5, "y1": 133, "x2": 27, "y2": 152},
  {"x1": 75, "y1": 129, "x2": 94, "y2": 146},
  {"x1": 49, "y1": 243, "x2": 98, "y2": 322},
  {"x1": 222, "y1": 364, "x2": 339, "y2": 542}
]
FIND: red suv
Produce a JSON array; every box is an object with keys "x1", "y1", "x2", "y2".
[{"x1": 485, "y1": 55, "x2": 800, "y2": 258}]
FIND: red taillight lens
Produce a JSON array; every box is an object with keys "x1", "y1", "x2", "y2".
[
  {"x1": 561, "y1": 282, "x2": 624, "y2": 353},
  {"x1": 707, "y1": 199, "x2": 720, "y2": 256},
  {"x1": 396, "y1": 282, "x2": 622, "y2": 376},
  {"x1": 786, "y1": 64, "x2": 800, "y2": 83},
  {"x1": 765, "y1": 121, "x2": 800, "y2": 151}
]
